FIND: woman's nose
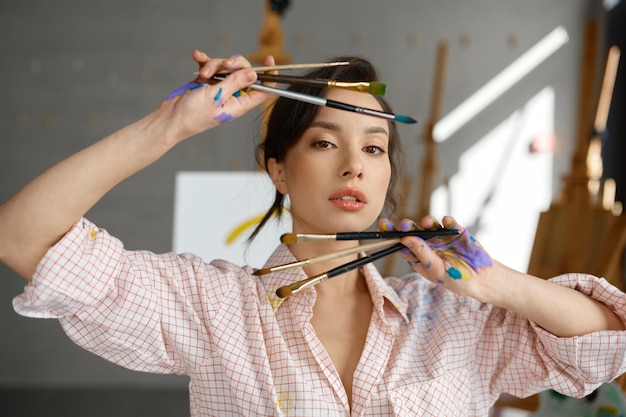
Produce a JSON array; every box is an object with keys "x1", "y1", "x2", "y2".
[{"x1": 339, "y1": 150, "x2": 363, "y2": 178}]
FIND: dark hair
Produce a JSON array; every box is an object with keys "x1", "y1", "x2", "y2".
[{"x1": 249, "y1": 56, "x2": 406, "y2": 241}]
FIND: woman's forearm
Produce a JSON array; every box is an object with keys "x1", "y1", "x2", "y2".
[
  {"x1": 0, "y1": 110, "x2": 175, "y2": 280},
  {"x1": 486, "y1": 261, "x2": 625, "y2": 337}
]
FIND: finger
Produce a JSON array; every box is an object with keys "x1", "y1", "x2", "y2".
[
  {"x1": 378, "y1": 217, "x2": 397, "y2": 232},
  {"x1": 398, "y1": 218, "x2": 424, "y2": 232},
  {"x1": 192, "y1": 50, "x2": 210, "y2": 66},
  {"x1": 400, "y1": 236, "x2": 447, "y2": 281},
  {"x1": 195, "y1": 53, "x2": 251, "y2": 80},
  {"x1": 441, "y1": 215, "x2": 466, "y2": 233},
  {"x1": 208, "y1": 70, "x2": 268, "y2": 123},
  {"x1": 263, "y1": 55, "x2": 276, "y2": 70},
  {"x1": 259, "y1": 55, "x2": 279, "y2": 88},
  {"x1": 419, "y1": 215, "x2": 443, "y2": 230}
]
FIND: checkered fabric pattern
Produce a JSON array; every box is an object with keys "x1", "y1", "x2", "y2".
[{"x1": 13, "y1": 218, "x2": 626, "y2": 416}]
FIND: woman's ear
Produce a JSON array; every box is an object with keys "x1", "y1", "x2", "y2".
[{"x1": 267, "y1": 158, "x2": 288, "y2": 195}]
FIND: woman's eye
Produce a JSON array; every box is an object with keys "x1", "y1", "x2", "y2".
[
  {"x1": 312, "y1": 140, "x2": 334, "y2": 149},
  {"x1": 363, "y1": 145, "x2": 386, "y2": 155}
]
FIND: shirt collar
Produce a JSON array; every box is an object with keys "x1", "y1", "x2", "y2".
[{"x1": 258, "y1": 245, "x2": 409, "y2": 323}]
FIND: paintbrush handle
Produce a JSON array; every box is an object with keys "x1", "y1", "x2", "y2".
[
  {"x1": 325, "y1": 99, "x2": 396, "y2": 122},
  {"x1": 277, "y1": 243, "x2": 405, "y2": 298},
  {"x1": 255, "y1": 74, "x2": 377, "y2": 94},
  {"x1": 256, "y1": 73, "x2": 331, "y2": 87},
  {"x1": 192, "y1": 61, "x2": 355, "y2": 76},
  {"x1": 224, "y1": 61, "x2": 354, "y2": 73},
  {"x1": 284, "y1": 229, "x2": 460, "y2": 243},
  {"x1": 210, "y1": 75, "x2": 415, "y2": 124},
  {"x1": 336, "y1": 229, "x2": 460, "y2": 240},
  {"x1": 238, "y1": 80, "x2": 326, "y2": 105},
  {"x1": 325, "y1": 243, "x2": 405, "y2": 278},
  {"x1": 257, "y1": 239, "x2": 399, "y2": 275}
]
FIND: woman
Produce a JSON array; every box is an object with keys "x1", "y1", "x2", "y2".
[{"x1": 0, "y1": 50, "x2": 625, "y2": 416}]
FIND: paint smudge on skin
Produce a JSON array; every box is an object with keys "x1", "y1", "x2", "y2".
[
  {"x1": 428, "y1": 228, "x2": 493, "y2": 280},
  {"x1": 213, "y1": 87, "x2": 223, "y2": 102},
  {"x1": 165, "y1": 80, "x2": 203, "y2": 101},
  {"x1": 214, "y1": 112, "x2": 234, "y2": 124}
]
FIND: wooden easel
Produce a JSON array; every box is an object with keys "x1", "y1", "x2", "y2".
[
  {"x1": 494, "y1": 20, "x2": 625, "y2": 415},
  {"x1": 248, "y1": 0, "x2": 292, "y2": 65},
  {"x1": 527, "y1": 21, "x2": 625, "y2": 290},
  {"x1": 418, "y1": 41, "x2": 448, "y2": 220},
  {"x1": 248, "y1": 0, "x2": 292, "y2": 165}
]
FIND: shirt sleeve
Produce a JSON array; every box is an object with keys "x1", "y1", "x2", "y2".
[
  {"x1": 13, "y1": 218, "x2": 252, "y2": 375},
  {"x1": 487, "y1": 273, "x2": 626, "y2": 399}
]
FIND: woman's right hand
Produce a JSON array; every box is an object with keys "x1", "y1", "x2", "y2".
[{"x1": 158, "y1": 50, "x2": 275, "y2": 144}]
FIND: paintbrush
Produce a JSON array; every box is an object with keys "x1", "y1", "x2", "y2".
[
  {"x1": 193, "y1": 61, "x2": 357, "y2": 76},
  {"x1": 275, "y1": 243, "x2": 405, "y2": 299},
  {"x1": 280, "y1": 229, "x2": 459, "y2": 244},
  {"x1": 253, "y1": 239, "x2": 399, "y2": 276},
  {"x1": 211, "y1": 75, "x2": 417, "y2": 124},
  {"x1": 255, "y1": 73, "x2": 387, "y2": 96}
]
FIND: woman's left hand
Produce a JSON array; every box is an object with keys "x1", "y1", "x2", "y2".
[{"x1": 379, "y1": 215, "x2": 494, "y2": 301}]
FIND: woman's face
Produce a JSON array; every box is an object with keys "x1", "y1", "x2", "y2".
[{"x1": 268, "y1": 88, "x2": 392, "y2": 234}]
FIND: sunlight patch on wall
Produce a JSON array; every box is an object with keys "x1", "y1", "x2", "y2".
[
  {"x1": 431, "y1": 87, "x2": 556, "y2": 272},
  {"x1": 433, "y1": 26, "x2": 569, "y2": 143}
]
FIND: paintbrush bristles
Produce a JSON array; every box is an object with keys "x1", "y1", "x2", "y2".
[
  {"x1": 280, "y1": 233, "x2": 335, "y2": 244},
  {"x1": 276, "y1": 274, "x2": 329, "y2": 299},
  {"x1": 275, "y1": 286, "x2": 292, "y2": 298}
]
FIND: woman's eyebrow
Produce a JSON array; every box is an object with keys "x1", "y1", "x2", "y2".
[
  {"x1": 365, "y1": 126, "x2": 389, "y2": 135},
  {"x1": 309, "y1": 120, "x2": 340, "y2": 131},
  {"x1": 309, "y1": 120, "x2": 389, "y2": 135}
]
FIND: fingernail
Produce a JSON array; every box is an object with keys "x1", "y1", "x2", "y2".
[
  {"x1": 381, "y1": 218, "x2": 395, "y2": 231},
  {"x1": 245, "y1": 69, "x2": 257, "y2": 83},
  {"x1": 401, "y1": 221, "x2": 417, "y2": 232}
]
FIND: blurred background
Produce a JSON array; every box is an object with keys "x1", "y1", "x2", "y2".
[{"x1": 0, "y1": 0, "x2": 624, "y2": 415}]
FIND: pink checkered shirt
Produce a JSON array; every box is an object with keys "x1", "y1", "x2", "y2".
[{"x1": 13, "y1": 218, "x2": 626, "y2": 416}]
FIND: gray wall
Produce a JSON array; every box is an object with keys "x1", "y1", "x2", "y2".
[{"x1": 0, "y1": 0, "x2": 607, "y2": 389}]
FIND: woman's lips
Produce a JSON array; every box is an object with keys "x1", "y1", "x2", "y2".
[{"x1": 329, "y1": 188, "x2": 367, "y2": 211}]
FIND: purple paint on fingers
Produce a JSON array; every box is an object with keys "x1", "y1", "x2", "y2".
[
  {"x1": 214, "y1": 112, "x2": 234, "y2": 124},
  {"x1": 429, "y1": 228, "x2": 492, "y2": 270},
  {"x1": 426, "y1": 228, "x2": 493, "y2": 280}
]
